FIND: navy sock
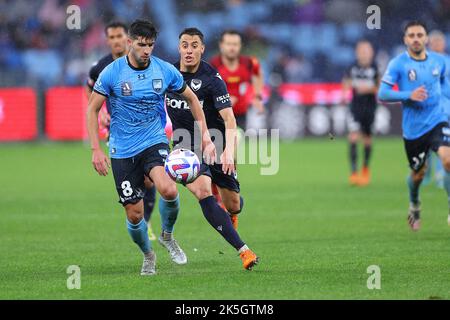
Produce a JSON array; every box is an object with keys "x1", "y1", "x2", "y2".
[
  {"x1": 363, "y1": 144, "x2": 372, "y2": 168},
  {"x1": 350, "y1": 143, "x2": 357, "y2": 173},
  {"x1": 407, "y1": 175, "x2": 421, "y2": 205},
  {"x1": 143, "y1": 186, "x2": 156, "y2": 223},
  {"x1": 199, "y1": 196, "x2": 245, "y2": 250}
]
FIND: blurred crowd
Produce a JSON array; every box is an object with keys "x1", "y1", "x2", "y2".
[{"x1": 0, "y1": 0, "x2": 449, "y2": 90}]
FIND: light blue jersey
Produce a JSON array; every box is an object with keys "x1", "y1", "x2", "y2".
[
  {"x1": 438, "y1": 52, "x2": 450, "y2": 117},
  {"x1": 380, "y1": 51, "x2": 448, "y2": 139},
  {"x1": 94, "y1": 55, "x2": 186, "y2": 158}
]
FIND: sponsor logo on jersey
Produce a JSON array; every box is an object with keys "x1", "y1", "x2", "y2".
[
  {"x1": 158, "y1": 149, "x2": 168, "y2": 158},
  {"x1": 138, "y1": 74, "x2": 146, "y2": 80},
  {"x1": 153, "y1": 79, "x2": 163, "y2": 93},
  {"x1": 216, "y1": 93, "x2": 230, "y2": 104},
  {"x1": 166, "y1": 97, "x2": 204, "y2": 110},
  {"x1": 432, "y1": 67, "x2": 439, "y2": 77},
  {"x1": 408, "y1": 69, "x2": 417, "y2": 81},
  {"x1": 191, "y1": 79, "x2": 202, "y2": 91},
  {"x1": 215, "y1": 72, "x2": 223, "y2": 81},
  {"x1": 121, "y1": 82, "x2": 132, "y2": 96}
]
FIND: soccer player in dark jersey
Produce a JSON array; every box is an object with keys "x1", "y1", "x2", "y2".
[
  {"x1": 166, "y1": 28, "x2": 259, "y2": 270},
  {"x1": 342, "y1": 40, "x2": 380, "y2": 186},
  {"x1": 87, "y1": 20, "x2": 216, "y2": 276},
  {"x1": 378, "y1": 21, "x2": 450, "y2": 230},
  {"x1": 86, "y1": 21, "x2": 157, "y2": 240}
]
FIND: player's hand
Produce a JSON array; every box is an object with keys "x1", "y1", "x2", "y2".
[
  {"x1": 410, "y1": 86, "x2": 428, "y2": 102},
  {"x1": 356, "y1": 84, "x2": 374, "y2": 95},
  {"x1": 202, "y1": 137, "x2": 216, "y2": 165},
  {"x1": 253, "y1": 97, "x2": 265, "y2": 114},
  {"x1": 92, "y1": 148, "x2": 110, "y2": 176},
  {"x1": 220, "y1": 148, "x2": 236, "y2": 175},
  {"x1": 100, "y1": 110, "x2": 111, "y2": 127}
]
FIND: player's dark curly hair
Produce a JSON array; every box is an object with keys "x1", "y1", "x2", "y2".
[
  {"x1": 129, "y1": 19, "x2": 158, "y2": 40},
  {"x1": 403, "y1": 20, "x2": 428, "y2": 35},
  {"x1": 179, "y1": 27, "x2": 204, "y2": 43}
]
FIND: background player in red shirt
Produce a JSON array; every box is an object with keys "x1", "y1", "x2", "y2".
[
  {"x1": 210, "y1": 30, "x2": 265, "y2": 131},
  {"x1": 210, "y1": 30, "x2": 264, "y2": 228}
]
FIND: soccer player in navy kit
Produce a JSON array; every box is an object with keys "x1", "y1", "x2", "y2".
[
  {"x1": 86, "y1": 21, "x2": 158, "y2": 240},
  {"x1": 86, "y1": 20, "x2": 216, "y2": 276},
  {"x1": 378, "y1": 21, "x2": 450, "y2": 230},
  {"x1": 166, "y1": 28, "x2": 259, "y2": 270}
]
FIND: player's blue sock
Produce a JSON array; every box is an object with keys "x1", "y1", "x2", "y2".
[
  {"x1": 407, "y1": 175, "x2": 420, "y2": 205},
  {"x1": 159, "y1": 195, "x2": 180, "y2": 233},
  {"x1": 144, "y1": 186, "x2": 156, "y2": 223},
  {"x1": 126, "y1": 218, "x2": 151, "y2": 254},
  {"x1": 199, "y1": 196, "x2": 245, "y2": 251}
]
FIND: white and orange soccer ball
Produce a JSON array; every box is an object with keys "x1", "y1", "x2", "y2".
[{"x1": 164, "y1": 149, "x2": 200, "y2": 184}]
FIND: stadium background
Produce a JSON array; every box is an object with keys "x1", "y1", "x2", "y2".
[
  {"x1": 2, "y1": 0, "x2": 450, "y2": 300},
  {"x1": 2, "y1": 0, "x2": 450, "y2": 141}
]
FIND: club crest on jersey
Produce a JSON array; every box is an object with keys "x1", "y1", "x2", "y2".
[
  {"x1": 153, "y1": 79, "x2": 163, "y2": 93},
  {"x1": 121, "y1": 82, "x2": 132, "y2": 96},
  {"x1": 191, "y1": 79, "x2": 202, "y2": 91},
  {"x1": 408, "y1": 69, "x2": 417, "y2": 81}
]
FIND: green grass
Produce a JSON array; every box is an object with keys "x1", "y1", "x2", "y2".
[{"x1": 1, "y1": 138, "x2": 449, "y2": 299}]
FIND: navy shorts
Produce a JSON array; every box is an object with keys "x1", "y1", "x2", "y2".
[
  {"x1": 111, "y1": 143, "x2": 169, "y2": 206},
  {"x1": 404, "y1": 122, "x2": 450, "y2": 172},
  {"x1": 198, "y1": 163, "x2": 240, "y2": 193}
]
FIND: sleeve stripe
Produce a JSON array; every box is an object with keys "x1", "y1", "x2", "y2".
[
  {"x1": 175, "y1": 82, "x2": 187, "y2": 94},
  {"x1": 381, "y1": 79, "x2": 395, "y2": 86},
  {"x1": 93, "y1": 89, "x2": 108, "y2": 97}
]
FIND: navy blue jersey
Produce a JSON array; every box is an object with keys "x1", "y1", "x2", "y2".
[
  {"x1": 344, "y1": 62, "x2": 379, "y2": 108},
  {"x1": 166, "y1": 60, "x2": 232, "y2": 152},
  {"x1": 94, "y1": 55, "x2": 186, "y2": 158},
  {"x1": 87, "y1": 53, "x2": 114, "y2": 113},
  {"x1": 381, "y1": 51, "x2": 448, "y2": 139}
]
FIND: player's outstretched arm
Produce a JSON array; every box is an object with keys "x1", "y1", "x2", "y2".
[
  {"x1": 180, "y1": 86, "x2": 216, "y2": 164},
  {"x1": 219, "y1": 108, "x2": 237, "y2": 175},
  {"x1": 378, "y1": 82, "x2": 424, "y2": 102},
  {"x1": 86, "y1": 91, "x2": 111, "y2": 176}
]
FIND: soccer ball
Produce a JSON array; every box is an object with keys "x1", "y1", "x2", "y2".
[{"x1": 164, "y1": 149, "x2": 200, "y2": 184}]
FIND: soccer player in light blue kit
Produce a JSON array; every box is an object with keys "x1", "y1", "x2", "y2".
[
  {"x1": 87, "y1": 20, "x2": 216, "y2": 275},
  {"x1": 423, "y1": 30, "x2": 450, "y2": 188},
  {"x1": 378, "y1": 21, "x2": 450, "y2": 230}
]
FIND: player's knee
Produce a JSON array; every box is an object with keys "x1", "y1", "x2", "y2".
[
  {"x1": 125, "y1": 204, "x2": 144, "y2": 224},
  {"x1": 226, "y1": 196, "x2": 242, "y2": 214},
  {"x1": 442, "y1": 157, "x2": 450, "y2": 172},
  {"x1": 159, "y1": 184, "x2": 178, "y2": 200},
  {"x1": 193, "y1": 187, "x2": 211, "y2": 201},
  {"x1": 413, "y1": 169, "x2": 426, "y2": 182}
]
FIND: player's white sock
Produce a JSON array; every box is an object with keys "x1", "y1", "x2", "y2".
[{"x1": 238, "y1": 245, "x2": 249, "y2": 254}]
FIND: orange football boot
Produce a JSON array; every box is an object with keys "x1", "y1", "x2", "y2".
[
  {"x1": 349, "y1": 172, "x2": 360, "y2": 186},
  {"x1": 239, "y1": 249, "x2": 259, "y2": 270},
  {"x1": 359, "y1": 167, "x2": 371, "y2": 186}
]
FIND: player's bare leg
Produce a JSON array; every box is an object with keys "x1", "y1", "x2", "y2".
[
  {"x1": 437, "y1": 146, "x2": 450, "y2": 226},
  {"x1": 407, "y1": 166, "x2": 426, "y2": 231},
  {"x1": 212, "y1": 183, "x2": 226, "y2": 210},
  {"x1": 149, "y1": 166, "x2": 187, "y2": 265},
  {"x1": 359, "y1": 133, "x2": 372, "y2": 186},
  {"x1": 187, "y1": 175, "x2": 258, "y2": 270},
  {"x1": 124, "y1": 201, "x2": 156, "y2": 275},
  {"x1": 348, "y1": 131, "x2": 360, "y2": 186},
  {"x1": 217, "y1": 187, "x2": 243, "y2": 230}
]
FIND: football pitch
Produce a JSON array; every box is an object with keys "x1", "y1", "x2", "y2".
[{"x1": 1, "y1": 138, "x2": 449, "y2": 300}]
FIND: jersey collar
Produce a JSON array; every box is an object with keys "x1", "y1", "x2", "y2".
[
  {"x1": 126, "y1": 55, "x2": 151, "y2": 71},
  {"x1": 405, "y1": 50, "x2": 428, "y2": 62}
]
